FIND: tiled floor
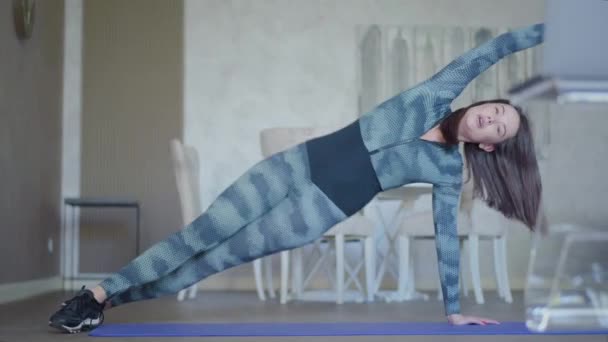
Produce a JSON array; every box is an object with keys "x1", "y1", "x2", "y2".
[{"x1": 0, "y1": 290, "x2": 605, "y2": 342}]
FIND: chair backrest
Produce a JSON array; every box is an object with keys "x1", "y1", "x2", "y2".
[
  {"x1": 460, "y1": 175, "x2": 474, "y2": 215},
  {"x1": 458, "y1": 144, "x2": 473, "y2": 214},
  {"x1": 170, "y1": 139, "x2": 202, "y2": 225},
  {"x1": 470, "y1": 197, "x2": 508, "y2": 236},
  {"x1": 183, "y1": 145, "x2": 202, "y2": 216},
  {"x1": 259, "y1": 126, "x2": 334, "y2": 158}
]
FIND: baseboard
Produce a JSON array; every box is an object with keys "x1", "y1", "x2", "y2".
[{"x1": 0, "y1": 276, "x2": 63, "y2": 304}]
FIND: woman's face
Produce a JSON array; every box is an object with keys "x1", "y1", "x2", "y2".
[{"x1": 460, "y1": 102, "x2": 521, "y2": 151}]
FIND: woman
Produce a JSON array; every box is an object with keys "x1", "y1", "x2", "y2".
[{"x1": 49, "y1": 23, "x2": 544, "y2": 333}]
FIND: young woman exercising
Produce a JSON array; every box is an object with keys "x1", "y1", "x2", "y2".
[{"x1": 50, "y1": 23, "x2": 544, "y2": 333}]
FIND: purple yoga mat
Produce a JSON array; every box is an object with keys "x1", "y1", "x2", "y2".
[{"x1": 89, "y1": 322, "x2": 608, "y2": 337}]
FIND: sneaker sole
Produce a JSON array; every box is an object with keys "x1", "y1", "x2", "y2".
[{"x1": 49, "y1": 316, "x2": 102, "y2": 334}]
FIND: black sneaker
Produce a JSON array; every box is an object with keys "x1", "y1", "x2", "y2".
[{"x1": 48, "y1": 286, "x2": 105, "y2": 333}]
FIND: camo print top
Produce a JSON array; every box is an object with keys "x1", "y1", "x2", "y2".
[{"x1": 359, "y1": 23, "x2": 544, "y2": 314}]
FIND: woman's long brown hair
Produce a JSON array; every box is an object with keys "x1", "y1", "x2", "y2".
[{"x1": 440, "y1": 99, "x2": 543, "y2": 230}]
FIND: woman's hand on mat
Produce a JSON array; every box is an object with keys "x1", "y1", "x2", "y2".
[{"x1": 447, "y1": 314, "x2": 499, "y2": 325}]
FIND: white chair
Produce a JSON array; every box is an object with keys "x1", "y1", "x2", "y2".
[
  {"x1": 317, "y1": 213, "x2": 376, "y2": 304},
  {"x1": 170, "y1": 139, "x2": 272, "y2": 302},
  {"x1": 394, "y1": 178, "x2": 513, "y2": 304},
  {"x1": 170, "y1": 139, "x2": 202, "y2": 301},
  {"x1": 259, "y1": 127, "x2": 377, "y2": 304},
  {"x1": 394, "y1": 189, "x2": 474, "y2": 302}
]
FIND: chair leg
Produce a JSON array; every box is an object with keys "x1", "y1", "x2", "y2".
[
  {"x1": 468, "y1": 235, "x2": 484, "y2": 304},
  {"x1": 336, "y1": 234, "x2": 345, "y2": 305},
  {"x1": 364, "y1": 236, "x2": 375, "y2": 302},
  {"x1": 460, "y1": 239, "x2": 469, "y2": 297},
  {"x1": 397, "y1": 235, "x2": 410, "y2": 300},
  {"x1": 188, "y1": 283, "x2": 198, "y2": 299},
  {"x1": 498, "y1": 237, "x2": 513, "y2": 303},
  {"x1": 264, "y1": 256, "x2": 276, "y2": 299},
  {"x1": 253, "y1": 259, "x2": 266, "y2": 301},
  {"x1": 493, "y1": 238, "x2": 505, "y2": 299},
  {"x1": 292, "y1": 248, "x2": 303, "y2": 298},
  {"x1": 408, "y1": 249, "x2": 416, "y2": 297},
  {"x1": 177, "y1": 288, "x2": 187, "y2": 301},
  {"x1": 280, "y1": 250, "x2": 290, "y2": 304}
]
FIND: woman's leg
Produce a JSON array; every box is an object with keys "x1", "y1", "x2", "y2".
[
  {"x1": 97, "y1": 144, "x2": 311, "y2": 302},
  {"x1": 107, "y1": 180, "x2": 347, "y2": 307}
]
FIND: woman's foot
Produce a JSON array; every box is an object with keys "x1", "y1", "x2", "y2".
[{"x1": 48, "y1": 286, "x2": 105, "y2": 334}]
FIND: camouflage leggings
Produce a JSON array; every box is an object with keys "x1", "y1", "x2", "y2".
[{"x1": 99, "y1": 143, "x2": 347, "y2": 307}]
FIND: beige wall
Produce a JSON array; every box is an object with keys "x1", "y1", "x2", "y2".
[
  {"x1": 79, "y1": 0, "x2": 183, "y2": 272},
  {"x1": 0, "y1": 0, "x2": 65, "y2": 284}
]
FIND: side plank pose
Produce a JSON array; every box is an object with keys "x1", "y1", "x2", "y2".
[{"x1": 50, "y1": 23, "x2": 544, "y2": 333}]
